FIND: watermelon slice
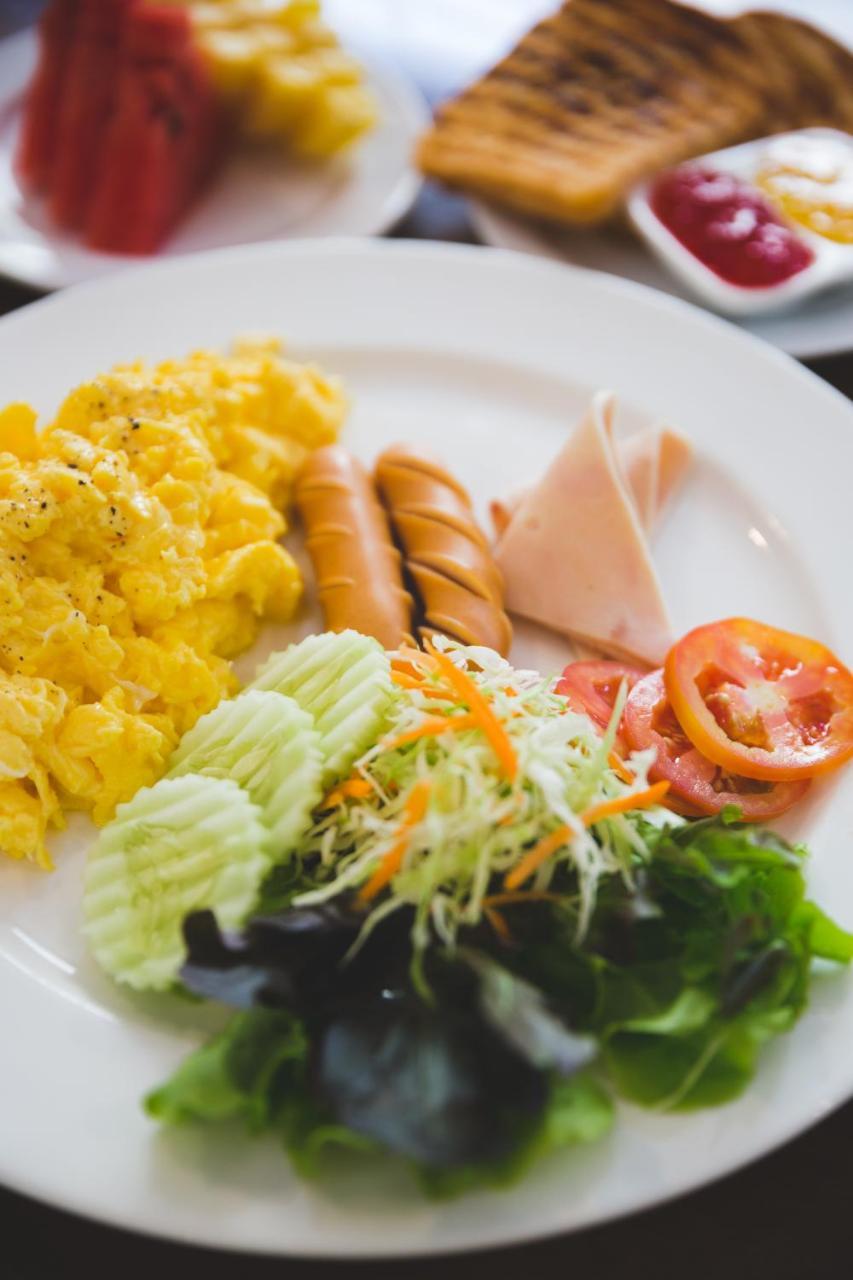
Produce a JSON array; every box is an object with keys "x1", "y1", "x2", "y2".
[
  {"x1": 86, "y1": 5, "x2": 225, "y2": 254},
  {"x1": 14, "y1": 0, "x2": 78, "y2": 194},
  {"x1": 49, "y1": 0, "x2": 135, "y2": 230}
]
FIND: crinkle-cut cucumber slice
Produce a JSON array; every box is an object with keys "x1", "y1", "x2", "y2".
[
  {"x1": 246, "y1": 630, "x2": 394, "y2": 783},
  {"x1": 168, "y1": 690, "x2": 322, "y2": 853},
  {"x1": 83, "y1": 775, "x2": 269, "y2": 991}
]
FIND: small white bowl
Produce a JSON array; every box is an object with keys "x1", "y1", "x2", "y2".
[{"x1": 628, "y1": 128, "x2": 853, "y2": 317}]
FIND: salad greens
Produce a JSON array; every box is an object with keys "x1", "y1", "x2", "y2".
[
  {"x1": 147, "y1": 813, "x2": 852, "y2": 1193},
  {"x1": 81, "y1": 630, "x2": 852, "y2": 1195},
  {"x1": 147, "y1": 902, "x2": 616, "y2": 1187}
]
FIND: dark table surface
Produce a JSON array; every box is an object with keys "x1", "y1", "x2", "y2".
[{"x1": 1, "y1": 4, "x2": 852, "y2": 1278}]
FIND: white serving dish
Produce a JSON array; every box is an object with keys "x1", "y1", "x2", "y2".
[
  {"x1": 2, "y1": 239, "x2": 853, "y2": 1257},
  {"x1": 628, "y1": 128, "x2": 853, "y2": 317}
]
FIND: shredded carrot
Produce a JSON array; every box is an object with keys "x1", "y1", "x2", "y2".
[
  {"x1": 389, "y1": 646, "x2": 421, "y2": 664},
  {"x1": 391, "y1": 670, "x2": 424, "y2": 690},
  {"x1": 424, "y1": 640, "x2": 518, "y2": 781},
  {"x1": 502, "y1": 686, "x2": 518, "y2": 698},
  {"x1": 581, "y1": 780, "x2": 670, "y2": 827},
  {"x1": 504, "y1": 781, "x2": 670, "y2": 890},
  {"x1": 381, "y1": 712, "x2": 478, "y2": 752},
  {"x1": 504, "y1": 824, "x2": 571, "y2": 891},
  {"x1": 321, "y1": 777, "x2": 374, "y2": 808},
  {"x1": 358, "y1": 780, "x2": 432, "y2": 902},
  {"x1": 483, "y1": 905, "x2": 513, "y2": 945},
  {"x1": 389, "y1": 648, "x2": 438, "y2": 675},
  {"x1": 390, "y1": 667, "x2": 454, "y2": 701},
  {"x1": 608, "y1": 751, "x2": 634, "y2": 785}
]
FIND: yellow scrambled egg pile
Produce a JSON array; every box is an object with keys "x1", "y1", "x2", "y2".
[{"x1": 0, "y1": 338, "x2": 344, "y2": 867}]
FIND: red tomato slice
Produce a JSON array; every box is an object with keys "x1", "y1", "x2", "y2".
[
  {"x1": 623, "y1": 670, "x2": 809, "y2": 820},
  {"x1": 665, "y1": 618, "x2": 853, "y2": 781},
  {"x1": 556, "y1": 662, "x2": 645, "y2": 747}
]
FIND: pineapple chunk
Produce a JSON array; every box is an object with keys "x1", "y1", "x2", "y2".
[{"x1": 191, "y1": 0, "x2": 376, "y2": 156}]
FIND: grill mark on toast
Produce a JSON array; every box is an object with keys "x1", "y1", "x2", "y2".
[{"x1": 417, "y1": 0, "x2": 853, "y2": 225}]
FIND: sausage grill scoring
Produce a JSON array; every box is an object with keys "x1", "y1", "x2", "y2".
[
  {"x1": 297, "y1": 442, "x2": 512, "y2": 655},
  {"x1": 375, "y1": 445, "x2": 512, "y2": 657}
]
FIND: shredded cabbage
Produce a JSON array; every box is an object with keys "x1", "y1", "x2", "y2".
[{"x1": 294, "y1": 641, "x2": 678, "y2": 952}]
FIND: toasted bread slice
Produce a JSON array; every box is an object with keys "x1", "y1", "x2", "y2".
[
  {"x1": 752, "y1": 13, "x2": 853, "y2": 133},
  {"x1": 417, "y1": 0, "x2": 853, "y2": 226}
]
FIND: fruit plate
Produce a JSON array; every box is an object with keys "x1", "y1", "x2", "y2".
[
  {"x1": 0, "y1": 29, "x2": 427, "y2": 291},
  {"x1": 1, "y1": 239, "x2": 852, "y2": 1257}
]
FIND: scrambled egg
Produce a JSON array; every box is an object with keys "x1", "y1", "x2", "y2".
[{"x1": 0, "y1": 339, "x2": 344, "y2": 867}]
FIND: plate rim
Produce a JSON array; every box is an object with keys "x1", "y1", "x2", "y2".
[
  {"x1": 2, "y1": 233, "x2": 851, "y2": 414},
  {"x1": 469, "y1": 196, "x2": 853, "y2": 363},
  {"x1": 0, "y1": 236, "x2": 852, "y2": 1257},
  {"x1": 0, "y1": 1096, "x2": 835, "y2": 1262}
]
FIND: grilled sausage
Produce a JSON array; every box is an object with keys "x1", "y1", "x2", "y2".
[
  {"x1": 374, "y1": 445, "x2": 512, "y2": 656},
  {"x1": 296, "y1": 445, "x2": 414, "y2": 649}
]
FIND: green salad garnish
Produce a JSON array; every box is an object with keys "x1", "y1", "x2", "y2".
[{"x1": 83, "y1": 633, "x2": 852, "y2": 1195}]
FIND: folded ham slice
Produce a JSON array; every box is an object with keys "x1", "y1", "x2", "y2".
[
  {"x1": 618, "y1": 424, "x2": 692, "y2": 534},
  {"x1": 494, "y1": 392, "x2": 677, "y2": 666},
  {"x1": 491, "y1": 420, "x2": 691, "y2": 540}
]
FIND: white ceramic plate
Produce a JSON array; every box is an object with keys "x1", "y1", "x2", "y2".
[
  {"x1": 0, "y1": 29, "x2": 427, "y2": 291},
  {"x1": 1, "y1": 239, "x2": 852, "y2": 1258},
  {"x1": 470, "y1": 0, "x2": 853, "y2": 359}
]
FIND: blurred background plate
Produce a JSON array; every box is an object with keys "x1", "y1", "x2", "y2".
[
  {"x1": 470, "y1": 0, "x2": 853, "y2": 359},
  {"x1": 0, "y1": 26, "x2": 428, "y2": 291}
]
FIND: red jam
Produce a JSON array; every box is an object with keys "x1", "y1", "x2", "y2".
[{"x1": 649, "y1": 165, "x2": 814, "y2": 288}]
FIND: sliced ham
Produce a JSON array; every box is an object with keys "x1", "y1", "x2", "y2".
[
  {"x1": 617, "y1": 424, "x2": 692, "y2": 533},
  {"x1": 494, "y1": 392, "x2": 674, "y2": 667},
  {"x1": 490, "y1": 420, "x2": 692, "y2": 540}
]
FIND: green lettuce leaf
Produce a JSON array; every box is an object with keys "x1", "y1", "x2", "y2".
[
  {"x1": 508, "y1": 817, "x2": 848, "y2": 1112},
  {"x1": 793, "y1": 900, "x2": 853, "y2": 963},
  {"x1": 418, "y1": 1072, "x2": 614, "y2": 1199},
  {"x1": 146, "y1": 813, "x2": 852, "y2": 1192},
  {"x1": 145, "y1": 1009, "x2": 307, "y2": 1132},
  {"x1": 278, "y1": 1093, "x2": 379, "y2": 1178}
]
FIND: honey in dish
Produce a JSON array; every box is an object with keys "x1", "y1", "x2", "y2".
[{"x1": 757, "y1": 133, "x2": 853, "y2": 246}]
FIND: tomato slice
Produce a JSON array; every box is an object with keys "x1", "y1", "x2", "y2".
[
  {"x1": 623, "y1": 670, "x2": 809, "y2": 820},
  {"x1": 556, "y1": 661, "x2": 645, "y2": 753},
  {"x1": 556, "y1": 661, "x2": 645, "y2": 729},
  {"x1": 665, "y1": 618, "x2": 853, "y2": 781}
]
